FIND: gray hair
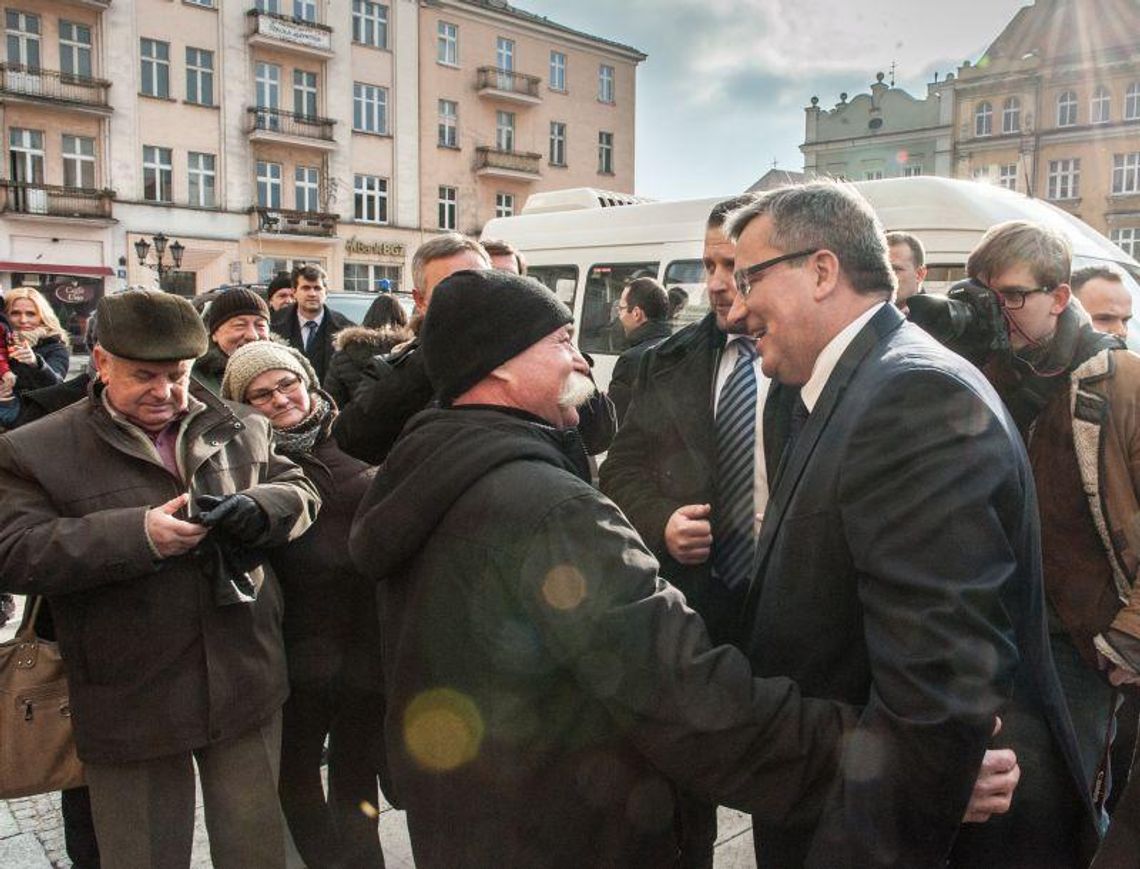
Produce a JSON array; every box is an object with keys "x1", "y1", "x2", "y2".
[
  {"x1": 966, "y1": 220, "x2": 1071, "y2": 290},
  {"x1": 411, "y1": 233, "x2": 491, "y2": 291},
  {"x1": 725, "y1": 181, "x2": 895, "y2": 296}
]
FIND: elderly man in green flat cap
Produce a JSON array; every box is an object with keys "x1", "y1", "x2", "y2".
[{"x1": 0, "y1": 291, "x2": 320, "y2": 869}]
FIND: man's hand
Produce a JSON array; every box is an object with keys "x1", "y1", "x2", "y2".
[
  {"x1": 195, "y1": 493, "x2": 269, "y2": 545},
  {"x1": 963, "y1": 717, "x2": 1021, "y2": 823},
  {"x1": 146, "y1": 494, "x2": 208, "y2": 559},
  {"x1": 664, "y1": 504, "x2": 713, "y2": 565}
]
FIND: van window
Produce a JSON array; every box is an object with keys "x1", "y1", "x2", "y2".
[
  {"x1": 663, "y1": 259, "x2": 710, "y2": 329},
  {"x1": 528, "y1": 265, "x2": 579, "y2": 310},
  {"x1": 923, "y1": 264, "x2": 968, "y2": 293},
  {"x1": 580, "y1": 261, "x2": 658, "y2": 354}
]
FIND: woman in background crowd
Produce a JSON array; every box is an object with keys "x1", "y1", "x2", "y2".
[{"x1": 4, "y1": 287, "x2": 71, "y2": 392}]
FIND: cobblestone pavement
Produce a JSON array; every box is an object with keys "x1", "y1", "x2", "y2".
[{"x1": 1, "y1": 601, "x2": 757, "y2": 868}]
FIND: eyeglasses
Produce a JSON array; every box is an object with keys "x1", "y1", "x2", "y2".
[
  {"x1": 988, "y1": 285, "x2": 1054, "y2": 310},
  {"x1": 733, "y1": 249, "x2": 820, "y2": 299},
  {"x1": 246, "y1": 374, "x2": 303, "y2": 406}
]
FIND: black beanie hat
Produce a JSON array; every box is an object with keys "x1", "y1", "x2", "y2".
[
  {"x1": 207, "y1": 287, "x2": 270, "y2": 334},
  {"x1": 97, "y1": 291, "x2": 208, "y2": 361},
  {"x1": 421, "y1": 269, "x2": 572, "y2": 405}
]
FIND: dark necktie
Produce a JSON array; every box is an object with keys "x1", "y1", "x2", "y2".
[
  {"x1": 772, "y1": 396, "x2": 809, "y2": 491},
  {"x1": 302, "y1": 320, "x2": 317, "y2": 352},
  {"x1": 713, "y1": 338, "x2": 758, "y2": 589}
]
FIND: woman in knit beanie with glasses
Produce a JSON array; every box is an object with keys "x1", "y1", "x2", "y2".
[{"x1": 223, "y1": 341, "x2": 390, "y2": 869}]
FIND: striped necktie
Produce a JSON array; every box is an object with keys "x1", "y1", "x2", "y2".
[
  {"x1": 302, "y1": 320, "x2": 317, "y2": 352},
  {"x1": 713, "y1": 338, "x2": 758, "y2": 589}
]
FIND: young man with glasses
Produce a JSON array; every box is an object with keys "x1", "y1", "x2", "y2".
[
  {"x1": 959, "y1": 219, "x2": 1140, "y2": 862},
  {"x1": 724, "y1": 188, "x2": 1096, "y2": 868}
]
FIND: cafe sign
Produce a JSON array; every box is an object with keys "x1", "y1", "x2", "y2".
[
  {"x1": 345, "y1": 236, "x2": 405, "y2": 258},
  {"x1": 54, "y1": 283, "x2": 96, "y2": 304}
]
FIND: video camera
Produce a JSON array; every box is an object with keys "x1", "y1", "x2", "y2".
[{"x1": 906, "y1": 279, "x2": 1011, "y2": 366}]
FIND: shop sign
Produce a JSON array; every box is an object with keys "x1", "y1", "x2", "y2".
[
  {"x1": 258, "y1": 16, "x2": 332, "y2": 52},
  {"x1": 54, "y1": 283, "x2": 96, "y2": 304},
  {"x1": 345, "y1": 237, "x2": 405, "y2": 258}
]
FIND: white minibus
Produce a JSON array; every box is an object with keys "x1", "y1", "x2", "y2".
[{"x1": 481, "y1": 177, "x2": 1140, "y2": 389}]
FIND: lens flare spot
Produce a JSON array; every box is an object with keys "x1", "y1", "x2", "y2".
[
  {"x1": 542, "y1": 565, "x2": 588, "y2": 611},
  {"x1": 897, "y1": 149, "x2": 909, "y2": 164},
  {"x1": 403, "y1": 688, "x2": 484, "y2": 773},
  {"x1": 359, "y1": 800, "x2": 379, "y2": 819}
]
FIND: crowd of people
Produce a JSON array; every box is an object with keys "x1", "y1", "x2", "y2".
[{"x1": 0, "y1": 178, "x2": 1138, "y2": 869}]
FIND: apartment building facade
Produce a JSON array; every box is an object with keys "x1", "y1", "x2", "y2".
[{"x1": 0, "y1": 0, "x2": 642, "y2": 344}]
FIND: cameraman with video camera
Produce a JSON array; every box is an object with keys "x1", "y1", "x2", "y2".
[{"x1": 910, "y1": 220, "x2": 1140, "y2": 864}]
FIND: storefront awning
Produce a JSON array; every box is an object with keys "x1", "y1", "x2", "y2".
[{"x1": 0, "y1": 261, "x2": 114, "y2": 277}]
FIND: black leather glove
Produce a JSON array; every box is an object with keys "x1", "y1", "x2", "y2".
[{"x1": 194, "y1": 494, "x2": 269, "y2": 546}]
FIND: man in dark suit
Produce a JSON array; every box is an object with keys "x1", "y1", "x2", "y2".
[
  {"x1": 725, "y1": 182, "x2": 1095, "y2": 867},
  {"x1": 608, "y1": 276, "x2": 673, "y2": 424},
  {"x1": 272, "y1": 263, "x2": 351, "y2": 383}
]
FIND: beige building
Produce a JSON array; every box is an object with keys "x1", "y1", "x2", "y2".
[
  {"x1": 949, "y1": 0, "x2": 1140, "y2": 254},
  {"x1": 0, "y1": 0, "x2": 642, "y2": 341},
  {"x1": 417, "y1": 0, "x2": 643, "y2": 234}
]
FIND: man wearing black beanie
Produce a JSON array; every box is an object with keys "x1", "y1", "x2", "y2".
[
  {"x1": 349, "y1": 268, "x2": 859, "y2": 869},
  {"x1": 193, "y1": 287, "x2": 271, "y2": 394}
]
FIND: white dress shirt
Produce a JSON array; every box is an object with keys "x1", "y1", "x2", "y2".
[{"x1": 800, "y1": 303, "x2": 886, "y2": 413}]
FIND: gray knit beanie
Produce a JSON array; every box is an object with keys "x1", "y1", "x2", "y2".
[
  {"x1": 221, "y1": 340, "x2": 318, "y2": 403},
  {"x1": 421, "y1": 269, "x2": 572, "y2": 405}
]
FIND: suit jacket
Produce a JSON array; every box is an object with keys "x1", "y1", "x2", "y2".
[
  {"x1": 272, "y1": 303, "x2": 352, "y2": 383},
  {"x1": 603, "y1": 312, "x2": 766, "y2": 645},
  {"x1": 743, "y1": 304, "x2": 1094, "y2": 867},
  {"x1": 608, "y1": 319, "x2": 673, "y2": 425}
]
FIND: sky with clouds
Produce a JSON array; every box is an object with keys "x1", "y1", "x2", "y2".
[{"x1": 517, "y1": 0, "x2": 1033, "y2": 198}]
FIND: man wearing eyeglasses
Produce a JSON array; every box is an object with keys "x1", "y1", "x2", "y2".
[
  {"x1": 725, "y1": 187, "x2": 1096, "y2": 868},
  {"x1": 951, "y1": 220, "x2": 1140, "y2": 865}
]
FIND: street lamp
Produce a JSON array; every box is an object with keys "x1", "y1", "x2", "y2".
[{"x1": 134, "y1": 233, "x2": 186, "y2": 284}]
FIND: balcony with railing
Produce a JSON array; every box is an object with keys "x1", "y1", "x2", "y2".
[
  {"x1": 247, "y1": 107, "x2": 335, "y2": 149},
  {"x1": 475, "y1": 146, "x2": 542, "y2": 181},
  {"x1": 0, "y1": 181, "x2": 114, "y2": 222},
  {"x1": 476, "y1": 67, "x2": 542, "y2": 106},
  {"x1": 251, "y1": 207, "x2": 338, "y2": 239},
  {"x1": 246, "y1": 7, "x2": 333, "y2": 57},
  {"x1": 0, "y1": 65, "x2": 112, "y2": 113}
]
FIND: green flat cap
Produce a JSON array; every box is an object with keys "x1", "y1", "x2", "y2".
[{"x1": 96, "y1": 291, "x2": 209, "y2": 361}]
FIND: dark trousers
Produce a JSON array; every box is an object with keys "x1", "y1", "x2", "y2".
[
  {"x1": 279, "y1": 677, "x2": 387, "y2": 869},
  {"x1": 61, "y1": 786, "x2": 100, "y2": 869},
  {"x1": 675, "y1": 793, "x2": 717, "y2": 869}
]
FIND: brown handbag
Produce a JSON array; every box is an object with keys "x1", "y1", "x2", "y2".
[{"x1": 0, "y1": 596, "x2": 85, "y2": 798}]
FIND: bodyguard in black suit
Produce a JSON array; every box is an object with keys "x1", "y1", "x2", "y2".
[
  {"x1": 271, "y1": 263, "x2": 351, "y2": 383},
  {"x1": 725, "y1": 183, "x2": 1095, "y2": 868}
]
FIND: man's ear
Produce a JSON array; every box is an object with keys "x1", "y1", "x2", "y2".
[
  {"x1": 92, "y1": 346, "x2": 111, "y2": 382},
  {"x1": 812, "y1": 250, "x2": 842, "y2": 301},
  {"x1": 1051, "y1": 283, "x2": 1072, "y2": 314},
  {"x1": 412, "y1": 287, "x2": 427, "y2": 314},
  {"x1": 916, "y1": 265, "x2": 929, "y2": 283}
]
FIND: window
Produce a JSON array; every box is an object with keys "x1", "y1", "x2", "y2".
[
  {"x1": 1047, "y1": 158, "x2": 1080, "y2": 200},
  {"x1": 437, "y1": 21, "x2": 457, "y2": 65},
  {"x1": 864, "y1": 170, "x2": 884, "y2": 180},
  {"x1": 5, "y1": 11, "x2": 40, "y2": 70},
  {"x1": 294, "y1": 69, "x2": 318, "y2": 118},
  {"x1": 256, "y1": 160, "x2": 282, "y2": 208},
  {"x1": 1092, "y1": 86, "x2": 1111, "y2": 124},
  {"x1": 9, "y1": 128, "x2": 43, "y2": 191},
  {"x1": 352, "y1": 1, "x2": 388, "y2": 49},
  {"x1": 1002, "y1": 97, "x2": 1020, "y2": 134},
  {"x1": 344, "y1": 263, "x2": 402, "y2": 294},
  {"x1": 142, "y1": 145, "x2": 173, "y2": 202},
  {"x1": 598, "y1": 65, "x2": 615, "y2": 103},
  {"x1": 256, "y1": 62, "x2": 280, "y2": 109},
  {"x1": 581, "y1": 261, "x2": 659, "y2": 353},
  {"x1": 438, "y1": 185, "x2": 457, "y2": 230},
  {"x1": 972, "y1": 167, "x2": 990, "y2": 182},
  {"x1": 598, "y1": 131, "x2": 614, "y2": 174},
  {"x1": 1057, "y1": 90, "x2": 1078, "y2": 127},
  {"x1": 185, "y1": 0, "x2": 215, "y2": 7},
  {"x1": 549, "y1": 121, "x2": 566, "y2": 166},
  {"x1": 1111, "y1": 228, "x2": 1139, "y2": 258},
  {"x1": 59, "y1": 21, "x2": 92, "y2": 79},
  {"x1": 140, "y1": 39, "x2": 170, "y2": 98},
  {"x1": 528, "y1": 264, "x2": 579, "y2": 309},
  {"x1": 999, "y1": 163, "x2": 1018, "y2": 190},
  {"x1": 62, "y1": 135, "x2": 95, "y2": 188},
  {"x1": 293, "y1": 0, "x2": 316, "y2": 22},
  {"x1": 974, "y1": 101, "x2": 992, "y2": 137},
  {"x1": 353, "y1": 174, "x2": 388, "y2": 223},
  {"x1": 902, "y1": 165, "x2": 923, "y2": 177},
  {"x1": 438, "y1": 99, "x2": 457, "y2": 147},
  {"x1": 1127, "y1": 83, "x2": 1140, "y2": 121},
  {"x1": 186, "y1": 48, "x2": 214, "y2": 106},
  {"x1": 495, "y1": 111, "x2": 515, "y2": 151},
  {"x1": 296, "y1": 165, "x2": 319, "y2": 212},
  {"x1": 495, "y1": 192, "x2": 514, "y2": 218},
  {"x1": 353, "y1": 83, "x2": 388, "y2": 133},
  {"x1": 549, "y1": 51, "x2": 566, "y2": 91},
  {"x1": 256, "y1": 0, "x2": 279, "y2": 13},
  {"x1": 188, "y1": 152, "x2": 216, "y2": 207},
  {"x1": 496, "y1": 37, "x2": 514, "y2": 71},
  {"x1": 1113, "y1": 153, "x2": 1140, "y2": 195}
]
